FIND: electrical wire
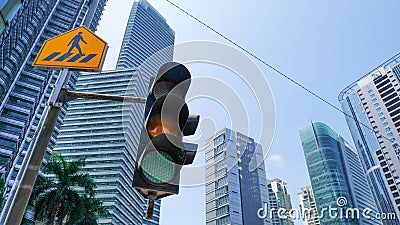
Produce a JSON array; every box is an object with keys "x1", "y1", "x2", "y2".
[{"x1": 164, "y1": 0, "x2": 395, "y2": 142}]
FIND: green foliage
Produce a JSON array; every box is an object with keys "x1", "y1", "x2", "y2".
[
  {"x1": 0, "y1": 178, "x2": 5, "y2": 211},
  {"x1": 69, "y1": 196, "x2": 110, "y2": 225},
  {"x1": 30, "y1": 154, "x2": 108, "y2": 225}
]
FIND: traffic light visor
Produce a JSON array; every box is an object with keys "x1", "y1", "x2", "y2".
[{"x1": 152, "y1": 62, "x2": 191, "y2": 99}]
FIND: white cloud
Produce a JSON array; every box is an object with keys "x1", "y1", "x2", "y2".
[
  {"x1": 267, "y1": 154, "x2": 284, "y2": 167},
  {"x1": 268, "y1": 154, "x2": 283, "y2": 162}
]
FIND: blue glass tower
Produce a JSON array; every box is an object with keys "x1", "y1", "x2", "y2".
[
  {"x1": 205, "y1": 128, "x2": 270, "y2": 225},
  {"x1": 339, "y1": 55, "x2": 400, "y2": 224},
  {"x1": 299, "y1": 122, "x2": 381, "y2": 225}
]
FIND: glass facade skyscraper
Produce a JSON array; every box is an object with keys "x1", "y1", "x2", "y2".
[
  {"x1": 205, "y1": 128, "x2": 270, "y2": 225},
  {"x1": 53, "y1": 0, "x2": 175, "y2": 224},
  {"x1": 0, "y1": 0, "x2": 107, "y2": 197},
  {"x1": 267, "y1": 178, "x2": 294, "y2": 225},
  {"x1": 299, "y1": 122, "x2": 381, "y2": 225},
  {"x1": 116, "y1": 0, "x2": 174, "y2": 71},
  {"x1": 339, "y1": 55, "x2": 400, "y2": 223}
]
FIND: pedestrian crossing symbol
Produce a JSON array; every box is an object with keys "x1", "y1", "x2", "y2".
[{"x1": 33, "y1": 26, "x2": 108, "y2": 71}]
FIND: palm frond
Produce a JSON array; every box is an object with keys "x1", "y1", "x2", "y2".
[
  {"x1": 70, "y1": 173, "x2": 96, "y2": 196},
  {"x1": 31, "y1": 154, "x2": 106, "y2": 225},
  {"x1": 67, "y1": 157, "x2": 86, "y2": 176}
]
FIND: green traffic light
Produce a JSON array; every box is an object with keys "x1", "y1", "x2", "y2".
[
  {"x1": 142, "y1": 151, "x2": 176, "y2": 183},
  {"x1": 132, "y1": 62, "x2": 198, "y2": 200}
]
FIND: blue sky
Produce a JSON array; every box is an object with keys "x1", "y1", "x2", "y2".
[{"x1": 96, "y1": 1, "x2": 400, "y2": 224}]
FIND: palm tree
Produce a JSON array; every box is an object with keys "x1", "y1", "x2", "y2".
[
  {"x1": 69, "y1": 196, "x2": 109, "y2": 225},
  {"x1": 30, "y1": 154, "x2": 105, "y2": 225},
  {"x1": 0, "y1": 178, "x2": 5, "y2": 211}
]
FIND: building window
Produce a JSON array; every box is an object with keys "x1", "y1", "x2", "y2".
[
  {"x1": 0, "y1": 14, "x2": 5, "y2": 34},
  {"x1": 216, "y1": 195, "x2": 229, "y2": 207},
  {"x1": 214, "y1": 134, "x2": 225, "y2": 145},
  {"x1": 216, "y1": 205, "x2": 229, "y2": 217},
  {"x1": 215, "y1": 176, "x2": 228, "y2": 188},
  {"x1": 216, "y1": 215, "x2": 230, "y2": 225},
  {"x1": 0, "y1": 0, "x2": 22, "y2": 34},
  {"x1": 215, "y1": 186, "x2": 228, "y2": 197},
  {"x1": 214, "y1": 143, "x2": 226, "y2": 155}
]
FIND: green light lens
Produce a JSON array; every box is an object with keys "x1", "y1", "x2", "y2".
[{"x1": 142, "y1": 151, "x2": 175, "y2": 183}]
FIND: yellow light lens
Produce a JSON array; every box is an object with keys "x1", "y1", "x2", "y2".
[{"x1": 147, "y1": 115, "x2": 179, "y2": 138}]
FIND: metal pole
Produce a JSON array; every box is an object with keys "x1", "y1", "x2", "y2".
[
  {"x1": 0, "y1": 67, "x2": 68, "y2": 224},
  {"x1": 0, "y1": 108, "x2": 63, "y2": 225},
  {"x1": 62, "y1": 90, "x2": 147, "y2": 104},
  {"x1": 0, "y1": 0, "x2": 102, "y2": 223},
  {"x1": 145, "y1": 192, "x2": 157, "y2": 220},
  {"x1": 82, "y1": 0, "x2": 101, "y2": 28}
]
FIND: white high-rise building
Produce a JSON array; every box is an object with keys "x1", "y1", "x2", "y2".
[
  {"x1": 298, "y1": 186, "x2": 320, "y2": 225},
  {"x1": 339, "y1": 55, "x2": 400, "y2": 221},
  {"x1": 267, "y1": 178, "x2": 293, "y2": 225}
]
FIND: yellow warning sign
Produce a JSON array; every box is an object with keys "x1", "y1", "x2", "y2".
[{"x1": 32, "y1": 26, "x2": 108, "y2": 71}]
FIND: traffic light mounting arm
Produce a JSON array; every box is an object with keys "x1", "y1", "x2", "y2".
[{"x1": 59, "y1": 88, "x2": 147, "y2": 104}]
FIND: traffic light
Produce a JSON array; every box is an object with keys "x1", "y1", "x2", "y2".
[{"x1": 132, "y1": 62, "x2": 199, "y2": 208}]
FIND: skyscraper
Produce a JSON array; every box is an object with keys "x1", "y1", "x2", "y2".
[
  {"x1": 53, "y1": 0, "x2": 175, "y2": 224},
  {"x1": 267, "y1": 178, "x2": 294, "y2": 225},
  {"x1": 0, "y1": 0, "x2": 23, "y2": 34},
  {"x1": 0, "y1": 0, "x2": 107, "y2": 196},
  {"x1": 116, "y1": 0, "x2": 174, "y2": 71},
  {"x1": 339, "y1": 55, "x2": 400, "y2": 222},
  {"x1": 205, "y1": 128, "x2": 270, "y2": 225},
  {"x1": 299, "y1": 122, "x2": 381, "y2": 225},
  {"x1": 298, "y1": 186, "x2": 321, "y2": 225},
  {"x1": 54, "y1": 68, "x2": 160, "y2": 224}
]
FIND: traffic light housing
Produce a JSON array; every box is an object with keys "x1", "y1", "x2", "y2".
[{"x1": 133, "y1": 62, "x2": 200, "y2": 200}]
